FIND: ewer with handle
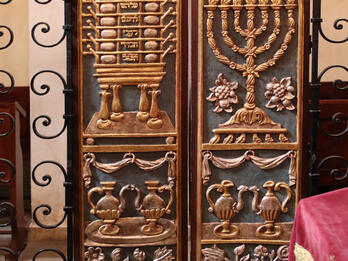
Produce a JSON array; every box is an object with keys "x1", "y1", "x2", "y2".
[
  {"x1": 206, "y1": 180, "x2": 248, "y2": 238},
  {"x1": 139, "y1": 181, "x2": 174, "y2": 235},
  {"x1": 88, "y1": 181, "x2": 130, "y2": 235},
  {"x1": 250, "y1": 181, "x2": 292, "y2": 239}
]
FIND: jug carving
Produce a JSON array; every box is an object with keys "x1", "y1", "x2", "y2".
[
  {"x1": 139, "y1": 181, "x2": 174, "y2": 235},
  {"x1": 250, "y1": 181, "x2": 292, "y2": 239},
  {"x1": 206, "y1": 180, "x2": 248, "y2": 238},
  {"x1": 88, "y1": 182, "x2": 141, "y2": 235}
]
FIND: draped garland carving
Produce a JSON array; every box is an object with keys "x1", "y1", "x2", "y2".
[
  {"x1": 202, "y1": 150, "x2": 297, "y2": 186},
  {"x1": 83, "y1": 152, "x2": 176, "y2": 189}
]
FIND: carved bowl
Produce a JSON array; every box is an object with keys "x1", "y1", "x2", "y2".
[
  {"x1": 140, "y1": 208, "x2": 167, "y2": 219},
  {"x1": 96, "y1": 209, "x2": 121, "y2": 221},
  {"x1": 215, "y1": 209, "x2": 237, "y2": 221}
]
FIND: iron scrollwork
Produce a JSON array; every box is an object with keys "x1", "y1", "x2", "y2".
[
  {"x1": 309, "y1": 0, "x2": 348, "y2": 194},
  {"x1": 0, "y1": 157, "x2": 15, "y2": 183},
  {"x1": 0, "y1": 112, "x2": 15, "y2": 137},
  {"x1": 30, "y1": 70, "x2": 68, "y2": 139},
  {"x1": 0, "y1": 69, "x2": 15, "y2": 94},
  {"x1": 29, "y1": 0, "x2": 73, "y2": 259},
  {"x1": 0, "y1": 25, "x2": 14, "y2": 50}
]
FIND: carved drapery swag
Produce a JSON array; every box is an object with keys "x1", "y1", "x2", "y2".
[
  {"x1": 83, "y1": 152, "x2": 176, "y2": 189},
  {"x1": 202, "y1": 150, "x2": 297, "y2": 186}
]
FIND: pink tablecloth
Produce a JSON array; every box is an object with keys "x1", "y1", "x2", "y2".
[{"x1": 289, "y1": 187, "x2": 348, "y2": 261}]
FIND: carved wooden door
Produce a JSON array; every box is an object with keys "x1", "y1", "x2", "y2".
[
  {"x1": 76, "y1": 0, "x2": 186, "y2": 259},
  {"x1": 191, "y1": 0, "x2": 308, "y2": 259}
]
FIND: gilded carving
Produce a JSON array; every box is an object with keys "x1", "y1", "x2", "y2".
[
  {"x1": 206, "y1": 180, "x2": 248, "y2": 238},
  {"x1": 87, "y1": 182, "x2": 141, "y2": 236},
  {"x1": 202, "y1": 150, "x2": 297, "y2": 185},
  {"x1": 83, "y1": 152, "x2": 177, "y2": 189},
  {"x1": 109, "y1": 247, "x2": 175, "y2": 261},
  {"x1": 205, "y1": 0, "x2": 297, "y2": 143},
  {"x1": 139, "y1": 181, "x2": 174, "y2": 235},
  {"x1": 85, "y1": 247, "x2": 105, "y2": 261},
  {"x1": 250, "y1": 181, "x2": 292, "y2": 239},
  {"x1": 82, "y1": 0, "x2": 177, "y2": 133},
  {"x1": 207, "y1": 73, "x2": 239, "y2": 113},
  {"x1": 201, "y1": 244, "x2": 289, "y2": 261},
  {"x1": 265, "y1": 77, "x2": 296, "y2": 111}
]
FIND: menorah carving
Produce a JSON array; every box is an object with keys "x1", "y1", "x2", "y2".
[
  {"x1": 205, "y1": 0, "x2": 297, "y2": 144},
  {"x1": 81, "y1": 0, "x2": 177, "y2": 132}
]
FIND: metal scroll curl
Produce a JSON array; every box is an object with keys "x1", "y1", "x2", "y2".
[
  {"x1": 31, "y1": 22, "x2": 66, "y2": 48},
  {"x1": 319, "y1": 18, "x2": 348, "y2": 44},
  {"x1": 0, "y1": 112, "x2": 15, "y2": 137},
  {"x1": 0, "y1": 25, "x2": 14, "y2": 50},
  {"x1": 318, "y1": 112, "x2": 348, "y2": 137},
  {"x1": 34, "y1": 0, "x2": 52, "y2": 4},
  {"x1": 33, "y1": 204, "x2": 67, "y2": 229},
  {"x1": 0, "y1": 70, "x2": 15, "y2": 94},
  {"x1": 0, "y1": 202, "x2": 16, "y2": 227},
  {"x1": 31, "y1": 70, "x2": 68, "y2": 139},
  {"x1": 32, "y1": 160, "x2": 67, "y2": 187},
  {"x1": 317, "y1": 156, "x2": 348, "y2": 181},
  {"x1": 0, "y1": 158, "x2": 15, "y2": 183},
  {"x1": 32, "y1": 249, "x2": 67, "y2": 261},
  {"x1": 318, "y1": 65, "x2": 348, "y2": 91},
  {"x1": 0, "y1": 247, "x2": 17, "y2": 261},
  {"x1": 32, "y1": 161, "x2": 67, "y2": 228}
]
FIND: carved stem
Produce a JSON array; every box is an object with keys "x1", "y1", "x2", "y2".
[
  {"x1": 111, "y1": 84, "x2": 122, "y2": 113},
  {"x1": 256, "y1": 8, "x2": 281, "y2": 54},
  {"x1": 255, "y1": 7, "x2": 269, "y2": 36},
  {"x1": 99, "y1": 89, "x2": 111, "y2": 120},
  {"x1": 256, "y1": 6, "x2": 296, "y2": 73},
  {"x1": 206, "y1": 9, "x2": 244, "y2": 72},
  {"x1": 244, "y1": 7, "x2": 257, "y2": 109},
  {"x1": 149, "y1": 88, "x2": 161, "y2": 119},
  {"x1": 233, "y1": 9, "x2": 248, "y2": 37},
  {"x1": 220, "y1": 9, "x2": 247, "y2": 55},
  {"x1": 138, "y1": 84, "x2": 150, "y2": 113}
]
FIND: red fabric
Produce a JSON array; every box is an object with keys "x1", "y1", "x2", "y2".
[{"x1": 289, "y1": 187, "x2": 348, "y2": 261}]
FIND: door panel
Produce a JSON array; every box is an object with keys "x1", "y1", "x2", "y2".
[
  {"x1": 193, "y1": 0, "x2": 307, "y2": 259},
  {"x1": 76, "y1": 0, "x2": 186, "y2": 259}
]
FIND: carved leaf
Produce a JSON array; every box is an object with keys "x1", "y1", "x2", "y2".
[
  {"x1": 240, "y1": 255, "x2": 250, "y2": 261},
  {"x1": 234, "y1": 244, "x2": 246, "y2": 256},
  {"x1": 207, "y1": 93, "x2": 217, "y2": 101},
  {"x1": 285, "y1": 104, "x2": 295, "y2": 111},
  {"x1": 284, "y1": 93, "x2": 295, "y2": 100},
  {"x1": 213, "y1": 106, "x2": 223, "y2": 113}
]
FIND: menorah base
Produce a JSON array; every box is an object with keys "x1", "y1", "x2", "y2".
[{"x1": 210, "y1": 106, "x2": 289, "y2": 144}]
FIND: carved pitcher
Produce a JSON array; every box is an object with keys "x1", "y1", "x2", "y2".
[
  {"x1": 250, "y1": 181, "x2": 292, "y2": 238},
  {"x1": 88, "y1": 181, "x2": 131, "y2": 235},
  {"x1": 206, "y1": 180, "x2": 248, "y2": 238},
  {"x1": 139, "y1": 181, "x2": 174, "y2": 235}
]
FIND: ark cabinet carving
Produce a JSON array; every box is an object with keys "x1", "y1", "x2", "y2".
[
  {"x1": 193, "y1": 0, "x2": 305, "y2": 258},
  {"x1": 77, "y1": 0, "x2": 184, "y2": 258}
]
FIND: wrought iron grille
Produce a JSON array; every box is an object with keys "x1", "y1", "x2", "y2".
[
  {"x1": 309, "y1": 0, "x2": 348, "y2": 196},
  {"x1": 0, "y1": 0, "x2": 73, "y2": 259}
]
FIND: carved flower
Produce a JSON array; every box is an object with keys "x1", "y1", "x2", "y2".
[
  {"x1": 85, "y1": 247, "x2": 105, "y2": 261},
  {"x1": 265, "y1": 77, "x2": 296, "y2": 111},
  {"x1": 207, "y1": 73, "x2": 239, "y2": 113},
  {"x1": 254, "y1": 245, "x2": 269, "y2": 257},
  {"x1": 154, "y1": 247, "x2": 175, "y2": 261},
  {"x1": 133, "y1": 248, "x2": 146, "y2": 261}
]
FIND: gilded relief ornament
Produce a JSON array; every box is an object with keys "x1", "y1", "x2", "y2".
[
  {"x1": 85, "y1": 247, "x2": 105, "y2": 261},
  {"x1": 250, "y1": 181, "x2": 292, "y2": 239},
  {"x1": 139, "y1": 181, "x2": 174, "y2": 235},
  {"x1": 265, "y1": 77, "x2": 296, "y2": 111},
  {"x1": 207, "y1": 73, "x2": 239, "y2": 113},
  {"x1": 202, "y1": 244, "x2": 289, "y2": 261},
  {"x1": 205, "y1": 0, "x2": 297, "y2": 143},
  {"x1": 206, "y1": 180, "x2": 248, "y2": 238},
  {"x1": 82, "y1": 0, "x2": 177, "y2": 133},
  {"x1": 153, "y1": 246, "x2": 175, "y2": 261},
  {"x1": 87, "y1": 182, "x2": 141, "y2": 235}
]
